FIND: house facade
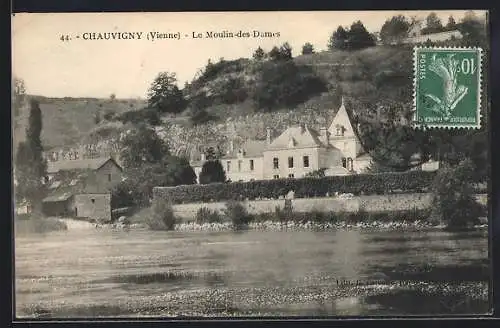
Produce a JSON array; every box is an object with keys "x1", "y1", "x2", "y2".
[
  {"x1": 41, "y1": 157, "x2": 123, "y2": 221},
  {"x1": 191, "y1": 98, "x2": 372, "y2": 183},
  {"x1": 403, "y1": 20, "x2": 462, "y2": 44}
]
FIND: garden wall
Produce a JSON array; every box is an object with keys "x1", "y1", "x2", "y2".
[{"x1": 171, "y1": 193, "x2": 433, "y2": 220}]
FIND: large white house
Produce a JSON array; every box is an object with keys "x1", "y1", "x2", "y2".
[{"x1": 191, "y1": 98, "x2": 373, "y2": 183}]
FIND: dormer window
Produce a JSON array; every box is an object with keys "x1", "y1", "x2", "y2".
[{"x1": 335, "y1": 125, "x2": 344, "y2": 136}]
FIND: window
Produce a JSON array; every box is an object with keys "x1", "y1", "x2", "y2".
[
  {"x1": 347, "y1": 157, "x2": 353, "y2": 171},
  {"x1": 288, "y1": 157, "x2": 294, "y2": 168},
  {"x1": 227, "y1": 161, "x2": 231, "y2": 172},
  {"x1": 273, "y1": 157, "x2": 279, "y2": 169},
  {"x1": 288, "y1": 174, "x2": 295, "y2": 178},
  {"x1": 107, "y1": 174, "x2": 112, "y2": 182},
  {"x1": 342, "y1": 157, "x2": 347, "y2": 168},
  {"x1": 91, "y1": 198, "x2": 95, "y2": 204},
  {"x1": 238, "y1": 160, "x2": 242, "y2": 172},
  {"x1": 336, "y1": 126, "x2": 344, "y2": 136},
  {"x1": 273, "y1": 175, "x2": 280, "y2": 179},
  {"x1": 303, "y1": 156, "x2": 309, "y2": 168},
  {"x1": 249, "y1": 159, "x2": 254, "y2": 171}
]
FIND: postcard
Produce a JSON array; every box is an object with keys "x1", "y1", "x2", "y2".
[{"x1": 12, "y1": 10, "x2": 490, "y2": 318}]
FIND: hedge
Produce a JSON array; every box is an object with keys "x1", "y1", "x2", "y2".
[{"x1": 153, "y1": 171, "x2": 437, "y2": 204}]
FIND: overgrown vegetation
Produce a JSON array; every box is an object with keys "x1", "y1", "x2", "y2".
[
  {"x1": 154, "y1": 171, "x2": 437, "y2": 204},
  {"x1": 145, "y1": 200, "x2": 177, "y2": 230},
  {"x1": 224, "y1": 202, "x2": 253, "y2": 229},
  {"x1": 430, "y1": 159, "x2": 484, "y2": 229},
  {"x1": 195, "y1": 207, "x2": 223, "y2": 224}
]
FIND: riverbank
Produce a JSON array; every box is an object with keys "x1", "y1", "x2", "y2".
[{"x1": 30, "y1": 217, "x2": 488, "y2": 233}]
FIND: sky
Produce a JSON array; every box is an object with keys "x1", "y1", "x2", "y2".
[{"x1": 12, "y1": 10, "x2": 487, "y2": 99}]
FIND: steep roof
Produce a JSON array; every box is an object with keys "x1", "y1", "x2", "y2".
[
  {"x1": 42, "y1": 167, "x2": 116, "y2": 203},
  {"x1": 42, "y1": 169, "x2": 92, "y2": 202},
  {"x1": 267, "y1": 125, "x2": 324, "y2": 150},
  {"x1": 328, "y1": 97, "x2": 357, "y2": 138},
  {"x1": 47, "y1": 157, "x2": 122, "y2": 174},
  {"x1": 224, "y1": 139, "x2": 267, "y2": 159}
]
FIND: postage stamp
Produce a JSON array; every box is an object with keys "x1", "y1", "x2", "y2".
[{"x1": 413, "y1": 47, "x2": 483, "y2": 129}]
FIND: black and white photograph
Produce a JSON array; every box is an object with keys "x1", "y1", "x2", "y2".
[{"x1": 12, "y1": 10, "x2": 490, "y2": 318}]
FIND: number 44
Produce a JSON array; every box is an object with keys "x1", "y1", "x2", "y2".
[{"x1": 60, "y1": 35, "x2": 70, "y2": 42}]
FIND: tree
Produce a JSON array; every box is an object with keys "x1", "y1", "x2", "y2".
[
  {"x1": 379, "y1": 15, "x2": 411, "y2": 45},
  {"x1": 347, "y1": 21, "x2": 376, "y2": 50},
  {"x1": 147, "y1": 72, "x2": 186, "y2": 114},
  {"x1": 161, "y1": 155, "x2": 197, "y2": 186},
  {"x1": 328, "y1": 26, "x2": 348, "y2": 50},
  {"x1": 430, "y1": 159, "x2": 483, "y2": 229},
  {"x1": 301, "y1": 42, "x2": 315, "y2": 55},
  {"x1": 422, "y1": 12, "x2": 444, "y2": 34},
  {"x1": 112, "y1": 155, "x2": 196, "y2": 208},
  {"x1": 199, "y1": 160, "x2": 226, "y2": 184},
  {"x1": 268, "y1": 42, "x2": 293, "y2": 61},
  {"x1": 119, "y1": 124, "x2": 170, "y2": 169},
  {"x1": 458, "y1": 12, "x2": 487, "y2": 47},
  {"x1": 279, "y1": 42, "x2": 293, "y2": 60},
  {"x1": 15, "y1": 99, "x2": 47, "y2": 213},
  {"x1": 190, "y1": 108, "x2": 216, "y2": 126},
  {"x1": 446, "y1": 16, "x2": 457, "y2": 30},
  {"x1": 110, "y1": 93, "x2": 116, "y2": 101},
  {"x1": 253, "y1": 46, "x2": 265, "y2": 60}
]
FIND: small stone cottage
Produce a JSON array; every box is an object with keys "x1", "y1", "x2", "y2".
[{"x1": 42, "y1": 157, "x2": 123, "y2": 222}]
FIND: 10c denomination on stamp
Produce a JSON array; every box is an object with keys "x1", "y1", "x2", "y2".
[{"x1": 413, "y1": 47, "x2": 483, "y2": 129}]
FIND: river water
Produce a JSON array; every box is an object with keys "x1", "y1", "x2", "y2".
[{"x1": 15, "y1": 225, "x2": 490, "y2": 318}]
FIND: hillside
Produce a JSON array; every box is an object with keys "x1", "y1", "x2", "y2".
[
  {"x1": 13, "y1": 96, "x2": 147, "y2": 150},
  {"x1": 18, "y1": 46, "x2": 412, "y2": 152}
]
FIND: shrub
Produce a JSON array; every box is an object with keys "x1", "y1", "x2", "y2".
[
  {"x1": 154, "y1": 171, "x2": 437, "y2": 204},
  {"x1": 224, "y1": 201, "x2": 253, "y2": 229},
  {"x1": 145, "y1": 200, "x2": 177, "y2": 230},
  {"x1": 430, "y1": 159, "x2": 483, "y2": 229},
  {"x1": 15, "y1": 216, "x2": 68, "y2": 234},
  {"x1": 195, "y1": 207, "x2": 223, "y2": 224}
]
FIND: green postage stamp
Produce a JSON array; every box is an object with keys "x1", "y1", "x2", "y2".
[{"x1": 413, "y1": 47, "x2": 483, "y2": 129}]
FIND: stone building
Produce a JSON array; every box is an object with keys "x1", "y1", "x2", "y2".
[
  {"x1": 42, "y1": 157, "x2": 123, "y2": 221},
  {"x1": 191, "y1": 98, "x2": 372, "y2": 183}
]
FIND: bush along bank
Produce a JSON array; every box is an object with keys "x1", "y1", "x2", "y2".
[
  {"x1": 172, "y1": 203, "x2": 487, "y2": 232},
  {"x1": 153, "y1": 171, "x2": 437, "y2": 204}
]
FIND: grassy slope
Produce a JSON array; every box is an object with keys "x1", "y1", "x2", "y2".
[
  {"x1": 13, "y1": 97, "x2": 147, "y2": 150},
  {"x1": 14, "y1": 46, "x2": 411, "y2": 151}
]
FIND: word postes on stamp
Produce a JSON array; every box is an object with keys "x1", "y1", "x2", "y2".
[{"x1": 413, "y1": 47, "x2": 482, "y2": 129}]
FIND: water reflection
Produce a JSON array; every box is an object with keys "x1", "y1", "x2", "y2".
[{"x1": 15, "y1": 228, "x2": 489, "y2": 317}]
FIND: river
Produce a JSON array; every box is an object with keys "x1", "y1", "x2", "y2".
[{"x1": 15, "y1": 224, "x2": 490, "y2": 318}]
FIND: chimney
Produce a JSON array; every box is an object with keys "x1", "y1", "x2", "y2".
[
  {"x1": 200, "y1": 153, "x2": 206, "y2": 161},
  {"x1": 320, "y1": 127, "x2": 329, "y2": 145},
  {"x1": 266, "y1": 127, "x2": 272, "y2": 145}
]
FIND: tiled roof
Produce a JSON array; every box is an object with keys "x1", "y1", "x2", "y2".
[
  {"x1": 42, "y1": 169, "x2": 91, "y2": 203},
  {"x1": 42, "y1": 169, "x2": 111, "y2": 203},
  {"x1": 223, "y1": 140, "x2": 267, "y2": 159},
  {"x1": 47, "y1": 157, "x2": 121, "y2": 174},
  {"x1": 267, "y1": 125, "x2": 324, "y2": 150}
]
